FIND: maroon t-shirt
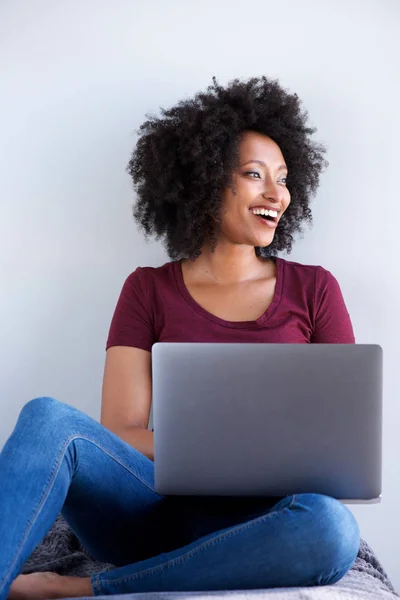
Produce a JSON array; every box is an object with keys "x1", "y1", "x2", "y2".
[{"x1": 106, "y1": 257, "x2": 355, "y2": 351}]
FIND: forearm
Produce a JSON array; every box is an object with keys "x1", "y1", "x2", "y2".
[{"x1": 114, "y1": 426, "x2": 155, "y2": 461}]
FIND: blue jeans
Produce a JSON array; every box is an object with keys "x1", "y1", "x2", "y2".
[{"x1": 0, "y1": 397, "x2": 360, "y2": 598}]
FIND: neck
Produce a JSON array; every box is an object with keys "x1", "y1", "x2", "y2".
[{"x1": 186, "y1": 241, "x2": 268, "y2": 284}]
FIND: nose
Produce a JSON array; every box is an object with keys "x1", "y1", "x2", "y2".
[
  {"x1": 261, "y1": 177, "x2": 283, "y2": 205},
  {"x1": 262, "y1": 188, "x2": 281, "y2": 205}
]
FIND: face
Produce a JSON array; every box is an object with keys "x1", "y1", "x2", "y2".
[{"x1": 218, "y1": 131, "x2": 291, "y2": 249}]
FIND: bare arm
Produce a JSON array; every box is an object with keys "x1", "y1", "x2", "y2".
[{"x1": 100, "y1": 346, "x2": 154, "y2": 460}]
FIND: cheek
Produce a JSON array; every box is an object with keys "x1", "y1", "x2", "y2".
[
  {"x1": 220, "y1": 186, "x2": 243, "y2": 220},
  {"x1": 221, "y1": 210, "x2": 238, "y2": 233},
  {"x1": 219, "y1": 205, "x2": 246, "y2": 239}
]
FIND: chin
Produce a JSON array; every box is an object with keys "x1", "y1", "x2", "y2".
[
  {"x1": 252, "y1": 234, "x2": 275, "y2": 248},
  {"x1": 227, "y1": 227, "x2": 275, "y2": 248}
]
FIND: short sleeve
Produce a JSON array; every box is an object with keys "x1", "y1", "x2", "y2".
[
  {"x1": 311, "y1": 268, "x2": 355, "y2": 344},
  {"x1": 106, "y1": 268, "x2": 155, "y2": 352}
]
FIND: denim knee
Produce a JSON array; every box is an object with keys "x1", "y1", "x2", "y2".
[
  {"x1": 296, "y1": 493, "x2": 360, "y2": 584},
  {"x1": 20, "y1": 397, "x2": 76, "y2": 432}
]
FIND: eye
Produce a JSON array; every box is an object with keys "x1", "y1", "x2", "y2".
[
  {"x1": 279, "y1": 177, "x2": 288, "y2": 185},
  {"x1": 244, "y1": 171, "x2": 261, "y2": 179}
]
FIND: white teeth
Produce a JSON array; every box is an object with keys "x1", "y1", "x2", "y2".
[{"x1": 251, "y1": 208, "x2": 278, "y2": 218}]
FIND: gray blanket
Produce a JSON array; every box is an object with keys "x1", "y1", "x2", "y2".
[{"x1": 22, "y1": 515, "x2": 398, "y2": 599}]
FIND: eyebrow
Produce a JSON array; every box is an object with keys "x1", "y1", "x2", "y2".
[{"x1": 241, "y1": 160, "x2": 288, "y2": 171}]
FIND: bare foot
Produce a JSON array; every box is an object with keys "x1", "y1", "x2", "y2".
[{"x1": 8, "y1": 572, "x2": 93, "y2": 599}]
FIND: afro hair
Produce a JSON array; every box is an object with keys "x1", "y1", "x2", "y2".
[{"x1": 127, "y1": 75, "x2": 327, "y2": 260}]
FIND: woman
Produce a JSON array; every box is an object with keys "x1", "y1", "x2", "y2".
[{"x1": 2, "y1": 76, "x2": 359, "y2": 600}]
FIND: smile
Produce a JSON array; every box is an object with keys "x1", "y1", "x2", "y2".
[{"x1": 249, "y1": 208, "x2": 278, "y2": 229}]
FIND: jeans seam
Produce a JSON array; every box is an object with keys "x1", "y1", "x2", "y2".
[
  {"x1": 91, "y1": 575, "x2": 101, "y2": 595},
  {"x1": 66, "y1": 434, "x2": 162, "y2": 497},
  {"x1": 1, "y1": 432, "x2": 162, "y2": 595},
  {"x1": 96, "y1": 494, "x2": 298, "y2": 589}
]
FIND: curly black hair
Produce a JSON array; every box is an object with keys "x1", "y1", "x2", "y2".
[{"x1": 127, "y1": 76, "x2": 327, "y2": 260}]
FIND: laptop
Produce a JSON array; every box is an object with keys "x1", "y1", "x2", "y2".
[{"x1": 152, "y1": 343, "x2": 383, "y2": 504}]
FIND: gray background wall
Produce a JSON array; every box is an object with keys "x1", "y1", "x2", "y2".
[{"x1": 1, "y1": 0, "x2": 399, "y2": 590}]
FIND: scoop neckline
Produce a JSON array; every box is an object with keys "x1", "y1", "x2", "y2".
[{"x1": 173, "y1": 256, "x2": 284, "y2": 330}]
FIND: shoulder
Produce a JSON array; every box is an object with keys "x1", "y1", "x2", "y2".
[
  {"x1": 278, "y1": 257, "x2": 343, "y2": 310},
  {"x1": 123, "y1": 260, "x2": 177, "y2": 289},
  {"x1": 119, "y1": 262, "x2": 178, "y2": 313},
  {"x1": 278, "y1": 257, "x2": 333, "y2": 286},
  {"x1": 279, "y1": 260, "x2": 355, "y2": 342}
]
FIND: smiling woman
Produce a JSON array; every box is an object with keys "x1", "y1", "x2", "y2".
[{"x1": 2, "y1": 76, "x2": 360, "y2": 600}]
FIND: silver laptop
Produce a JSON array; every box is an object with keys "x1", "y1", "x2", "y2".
[{"x1": 152, "y1": 343, "x2": 382, "y2": 504}]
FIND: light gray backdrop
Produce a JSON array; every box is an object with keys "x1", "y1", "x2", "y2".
[{"x1": 0, "y1": 0, "x2": 399, "y2": 590}]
